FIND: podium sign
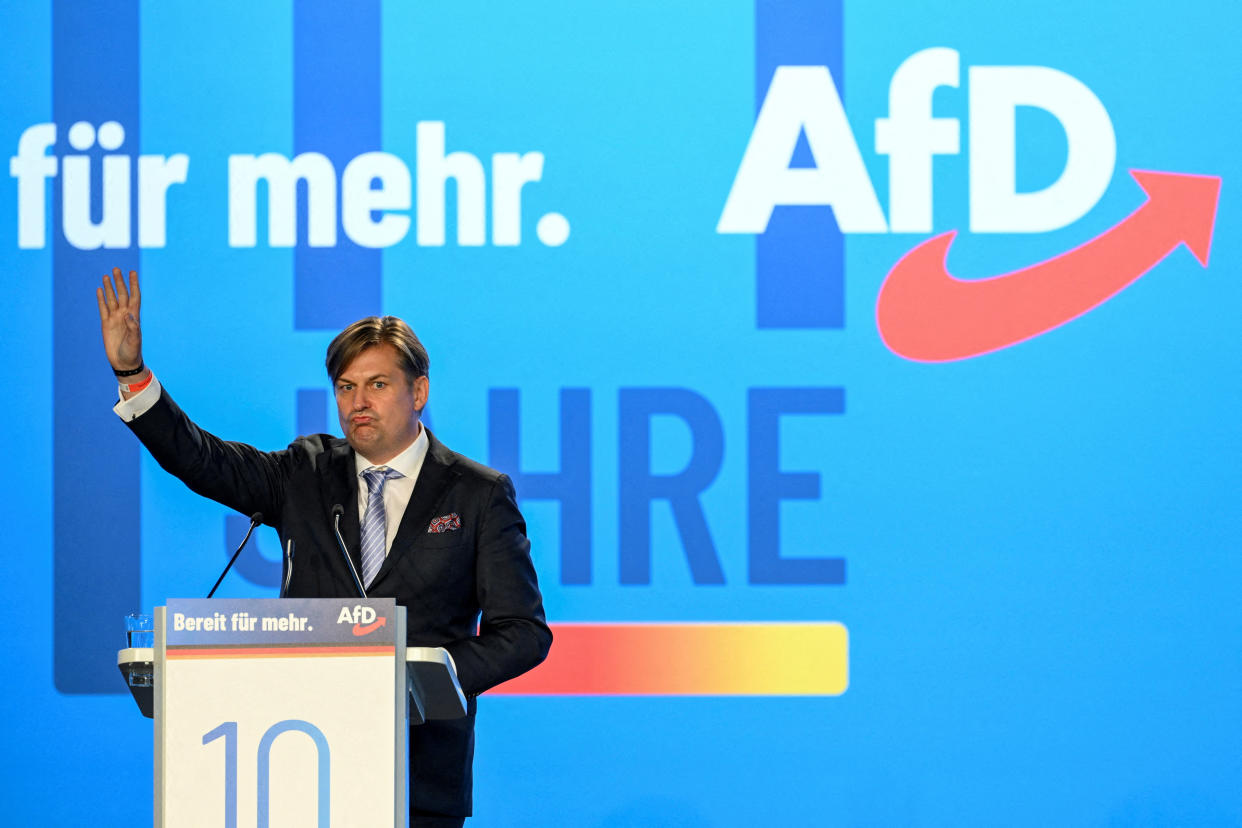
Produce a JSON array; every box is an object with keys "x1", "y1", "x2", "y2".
[{"x1": 156, "y1": 598, "x2": 407, "y2": 827}]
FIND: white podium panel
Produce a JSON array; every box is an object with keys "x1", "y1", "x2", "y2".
[{"x1": 155, "y1": 599, "x2": 407, "y2": 828}]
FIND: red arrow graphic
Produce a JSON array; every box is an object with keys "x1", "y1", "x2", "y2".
[
  {"x1": 876, "y1": 170, "x2": 1221, "y2": 362},
  {"x1": 353, "y1": 617, "x2": 387, "y2": 636}
]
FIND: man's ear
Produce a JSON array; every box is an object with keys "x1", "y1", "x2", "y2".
[{"x1": 414, "y1": 375, "x2": 430, "y2": 412}]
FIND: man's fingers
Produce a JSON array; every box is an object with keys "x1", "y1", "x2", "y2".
[
  {"x1": 102, "y1": 274, "x2": 119, "y2": 310},
  {"x1": 113, "y1": 266, "x2": 130, "y2": 305},
  {"x1": 100, "y1": 267, "x2": 141, "y2": 320},
  {"x1": 128, "y1": 269, "x2": 140, "y2": 312}
]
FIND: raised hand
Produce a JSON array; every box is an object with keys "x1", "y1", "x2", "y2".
[{"x1": 96, "y1": 267, "x2": 144, "y2": 374}]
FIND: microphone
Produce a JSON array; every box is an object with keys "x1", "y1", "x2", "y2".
[
  {"x1": 331, "y1": 504, "x2": 368, "y2": 598},
  {"x1": 280, "y1": 538, "x2": 295, "y2": 598},
  {"x1": 208, "y1": 512, "x2": 263, "y2": 598}
]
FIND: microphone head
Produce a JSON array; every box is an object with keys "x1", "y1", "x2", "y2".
[
  {"x1": 331, "y1": 503, "x2": 344, "y2": 518},
  {"x1": 250, "y1": 512, "x2": 264, "y2": 525}
]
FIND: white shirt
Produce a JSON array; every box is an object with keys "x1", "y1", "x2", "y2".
[
  {"x1": 115, "y1": 374, "x2": 430, "y2": 558},
  {"x1": 353, "y1": 424, "x2": 429, "y2": 556}
]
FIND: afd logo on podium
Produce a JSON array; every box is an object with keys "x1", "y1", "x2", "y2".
[{"x1": 339, "y1": 605, "x2": 390, "y2": 637}]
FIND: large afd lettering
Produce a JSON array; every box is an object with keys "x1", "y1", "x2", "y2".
[
  {"x1": 968, "y1": 64, "x2": 1115, "y2": 232},
  {"x1": 718, "y1": 65, "x2": 887, "y2": 234},
  {"x1": 719, "y1": 47, "x2": 1117, "y2": 235},
  {"x1": 874, "y1": 47, "x2": 961, "y2": 233}
]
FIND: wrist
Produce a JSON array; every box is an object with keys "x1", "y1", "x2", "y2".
[
  {"x1": 119, "y1": 369, "x2": 154, "y2": 398},
  {"x1": 113, "y1": 360, "x2": 145, "y2": 377}
]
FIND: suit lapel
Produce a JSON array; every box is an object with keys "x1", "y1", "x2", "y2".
[{"x1": 371, "y1": 430, "x2": 459, "y2": 586}]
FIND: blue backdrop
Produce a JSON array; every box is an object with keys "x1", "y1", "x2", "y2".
[{"x1": 2, "y1": 1, "x2": 1239, "y2": 825}]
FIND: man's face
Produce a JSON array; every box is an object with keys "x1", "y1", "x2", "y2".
[{"x1": 335, "y1": 344, "x2": 429, "y2": 465}]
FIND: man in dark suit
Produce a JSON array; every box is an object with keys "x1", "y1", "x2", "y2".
[{"x1": 97, "y1": 267, "x2": 551, "y2": 827}]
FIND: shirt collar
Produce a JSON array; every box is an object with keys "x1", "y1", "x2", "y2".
[{"x1": 353, "y1": 421, "x2": 429, "y2": 480}]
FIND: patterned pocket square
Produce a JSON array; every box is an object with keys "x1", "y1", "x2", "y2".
[{"x1": 427, "y1": 513, "x2": 462, "y2": 534}]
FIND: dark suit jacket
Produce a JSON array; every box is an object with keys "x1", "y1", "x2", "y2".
[{"x1": 126, "y1": 387, "x2": 552, "y2": 817}]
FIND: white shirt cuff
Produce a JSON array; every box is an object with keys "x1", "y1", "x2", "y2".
[{"x1": 113, "y1": 375, "x2": 163, "y2": 422}]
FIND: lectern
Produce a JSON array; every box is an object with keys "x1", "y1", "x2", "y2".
[{"x1": 117, "y1": 598, "x2": 465, "y2": 827}]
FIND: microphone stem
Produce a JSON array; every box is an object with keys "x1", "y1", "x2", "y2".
[
  {"x1": 280, "y1": 538, "x2": 295, "y2": 598},
  {"x1": 334, "y1": 510, "x2": 368, "y2": 598},
  {"x1": 208, "y1": 515, "x2": 261, "y2": 599}
]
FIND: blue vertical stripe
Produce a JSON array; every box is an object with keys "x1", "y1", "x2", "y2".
[
  {"x1": 52, "y1": 0, "x2": 141, "y2": 694},
  {"x1": 293, "y1": 0, "x2": 383, "y2": 330},
  {"x1": 297, "y1": 388, "x2": 330, "y2": 435},
  {"x1": 754, "y1": 0, "x2": 845, "y2": 329}
]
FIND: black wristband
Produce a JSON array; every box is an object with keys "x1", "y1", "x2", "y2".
[{"x1": 113, "y1": 362, "x2": 145, "y2": 378}]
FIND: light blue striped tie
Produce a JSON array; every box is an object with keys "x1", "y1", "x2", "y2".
[{"x1": 360, "y1": 467, "x2": 402, "y2": 589}]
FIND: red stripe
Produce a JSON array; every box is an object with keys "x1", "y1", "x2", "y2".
[{"x1": 490, "y1": 622, "x2": 848, "y2": 696}]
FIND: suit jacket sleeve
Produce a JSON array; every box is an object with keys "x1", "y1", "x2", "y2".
[
  {"x1": 124, "y1": 386, "x2": 294, "y2": 524},
  {"x1": 441, "y1": 472, "x2": 552, "y2": 696}
]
